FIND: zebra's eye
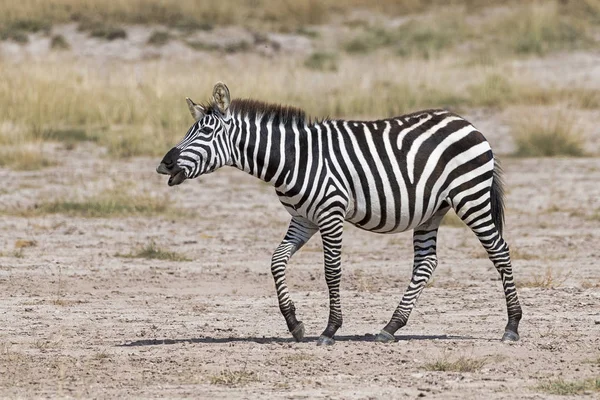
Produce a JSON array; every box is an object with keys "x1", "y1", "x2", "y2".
[{"x1": 200, "y1": 127, "x2": 213, "y2": 134}]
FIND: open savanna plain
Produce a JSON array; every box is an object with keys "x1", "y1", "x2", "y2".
[{"x1": 1, "y1": 1, "x2": 600, "y2": 398}]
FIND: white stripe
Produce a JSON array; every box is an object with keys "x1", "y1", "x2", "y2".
[
  {"x1": 397, "y1": 114, "x2": 432, "y2": 153},
  {"x1": 259, "y1": 116, "x2": 274, "y2": 181},
  {"x1": 406, "y1": 116, "x2": 462, "y2": 184}
]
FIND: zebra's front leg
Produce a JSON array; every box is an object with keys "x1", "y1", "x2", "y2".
[
  {"x1": 376, "y1": 207, "x2": 449, "y2": 342},
  {"x1": 316, "y1": 214, "x2": 345, "y2": 346},
  {"x1": 271, "y1": 217, "x2": 318, "y2": 342}
]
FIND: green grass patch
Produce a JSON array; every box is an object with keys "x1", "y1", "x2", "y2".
[
  {"x1": 50, "y1": 34, "x2": 70, "y2": 50},
  {"x1": 512, "y1": 114, "x2": 585, "y2": 157},
  {"x1": 147, "y1": 30, "x2": 171, "y2": 46},
  {"x1": 28, "y1": 189, "x2": 170, "y2": 217},
  {"x1": 344, "y1": 10, "x2": 470, "y2": 58},
  {"x1": 78, "y1": 20, "x2": 127, "y2": 41},
  {"x1": 34, "y1": 128, "x2": 97, "y2": 143},
  {"x1": 395, "y1": 16, "x2": 470, "y2": 59},
  {"x1": 0, "y1": 18, "x2": 50, "y2": 43},
  {"x1": 224, "y1": 41, "x2": 251, "y2": 54},
  {"x1": 537, "y1": 377, "x2": 600, "y2": 395},
  {"x1": 304, "y1": 52, "x2": 338, "y2": 71},
  {"x1": 117, "y1": 242, "x2": 190, "y2": 261},
  {"x1": 344, "y1": 27, "x2": 395, "y2": 54},
  {"x1": 171, "y1": 18, "x2": 213, "y2": 32},
  {"x1": 185, "y1": 40, "x2": 220, "y2": 52},
  {"x1": 0, "y1": 28, "x2": 29, "y2": 43}
]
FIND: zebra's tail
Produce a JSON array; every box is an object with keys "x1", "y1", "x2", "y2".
[{"x1": 490, "y1": 158, "x2": 506, "y2": 236}]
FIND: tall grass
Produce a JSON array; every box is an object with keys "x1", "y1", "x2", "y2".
[
  {"x1": 1, "y1": 56, "x2": 595, "y2": 159},
  {"x1": 0, "y1": 143, "x2": 56, "y2": 170},
  {"x1": 0, "y1": 0, "x2": 517, "y2": 32},
  {"x1": 0, "y1": 56, "x2": 479, "y2": 157},
  {"x1": 511, "y1": 112, "x2": 585, "y2": 157},
  {"x1": 489, "y1": 2, "x2": 595, "y2": 55}
]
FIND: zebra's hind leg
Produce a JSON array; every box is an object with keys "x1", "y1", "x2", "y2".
[
  {"x1": 375, "y1": 206, "x2": 450, "y2": 343},
  {"x1": 271, "y1": 217, "x2": 318, "y2": 342},
  {"x1": 455, "y1": 199, "x2": 523, "y2": 342}
]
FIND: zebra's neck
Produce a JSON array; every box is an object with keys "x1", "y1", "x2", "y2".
[{"x1": 228, "y1": 112, "x2": 310, "y2": 188}]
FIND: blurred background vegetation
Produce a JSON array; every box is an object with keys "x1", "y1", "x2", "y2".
[{"x1": 0, "y1": 0, "x2": 599, "y2": 169}]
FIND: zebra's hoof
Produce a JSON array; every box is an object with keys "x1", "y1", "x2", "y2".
[
  {"x1": 501, "y1": 330, "x2": 520, "y2": 342},
  {"x1": 291, "y1": 322, "x2": 305, "y2": 342},
  {"x1": 375, "y1": 330, "x2": 396, "y2": 343},
  {"x1": 316, "y1": 335, "x2": 335, "y2": 346}
]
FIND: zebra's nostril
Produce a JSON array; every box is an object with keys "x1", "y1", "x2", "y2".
[{"x1": 161, "y1": 148, "x2": 181, "y2": 170}]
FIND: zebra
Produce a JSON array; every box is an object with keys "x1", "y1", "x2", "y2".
[{"x1": 156, "y1": 82, "x2": 523, "y2": 346}]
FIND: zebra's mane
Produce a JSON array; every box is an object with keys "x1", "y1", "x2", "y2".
[
  {"x1": 231, "y1": 99, "x2": 310, "y2": 125},
  {"x1": 204, "y1": 98, "x2": 312, "y2": 125}
]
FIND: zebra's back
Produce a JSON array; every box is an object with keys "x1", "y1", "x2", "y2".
[{"x1": 319, "y1": 109, "x2": 494, "y2": 234}]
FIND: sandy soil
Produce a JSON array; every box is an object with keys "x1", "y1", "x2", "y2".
[
  {"x1": 1, "y1": 11, "x2": 600, "y2": 399},
  {"x1": 0, "y1": 143, "x2": 599, "y2": 399}
]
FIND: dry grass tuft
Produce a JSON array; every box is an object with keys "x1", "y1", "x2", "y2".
[
  {"x1": 467, "y1": 74, "x2": 515, "y2": 109},
  {"x1": 284, "y1": 353, "x2": 314, "y2": 362},
  {"x1": 78, "y1": 20, "x2": 127, "y2": 41},
  {"x1": 50, "y1": 34, "x2": 70, "y2": 50},
  {"x1": 424, "y1": 355, "x2": 487, "y2": 373},
  {"x1": 209, "y1": 369, "x2": 259, "y2": 386},
  {"x1": 581, "y1": 279, "x2": 600, "y2": 289},
  {"x1": 0, "y1": 145, "x2": 57, "y2": 171},
  {"x1": 14, "y1": 240, "x2": 36, "y2": 249},
  {"x1": 147, "y1": 31, "x2": 171, "y2": 47},
  {"x1": 20, "y1": 188, "x2": 171, "y2": 218},
  {"x1": 117, "y1": 242, "x2": 191, "y2": 262},
  {"x1": 537, "y1": 377, "x2": 600, "y2": 395},
  {"x1": 511, "y1": 113, "x2": 585, "y2": 157},
  {"x1": 519, "y1": 268, "x2": 571, "y2": 289}
]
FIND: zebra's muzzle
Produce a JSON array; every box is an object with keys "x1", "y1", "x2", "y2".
[
  {"x1": 156, "y1": 163, "x2": 171, "y2": 175},
  {"x1": 157, "y1": 162, "x2": 187, "y2": 186},
  {"x1": 167, "y1": 169, "x2": 187, "y2": 186}
]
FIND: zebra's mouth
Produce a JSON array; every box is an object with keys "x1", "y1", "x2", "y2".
[{"x1": 168, "y1": 169, "x2": 187, "y2": 186}]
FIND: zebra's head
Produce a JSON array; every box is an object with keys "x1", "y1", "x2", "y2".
[{"x1": 157, "y1": 82, "x2": 232, "y2": 186}]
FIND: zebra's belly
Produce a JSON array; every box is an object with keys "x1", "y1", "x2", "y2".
[{"x1": 345, "y1": 191, "x2": 441, "y2": 234}]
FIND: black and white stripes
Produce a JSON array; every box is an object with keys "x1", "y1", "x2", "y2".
[{"x1": 157, "y1": 82, "x2": 523, "y2": 345}]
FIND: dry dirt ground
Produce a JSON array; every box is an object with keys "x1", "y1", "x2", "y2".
[{"x1": 0, "y1": 141, "x2": 599, "y2": 399}]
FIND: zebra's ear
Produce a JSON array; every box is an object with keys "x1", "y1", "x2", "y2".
[
  {"x1": 186, "y1": 97, "x2": 205, "y2": 121},
  {"x1": 212, "y1": 82, "x2": 230, "y2": 114}
]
